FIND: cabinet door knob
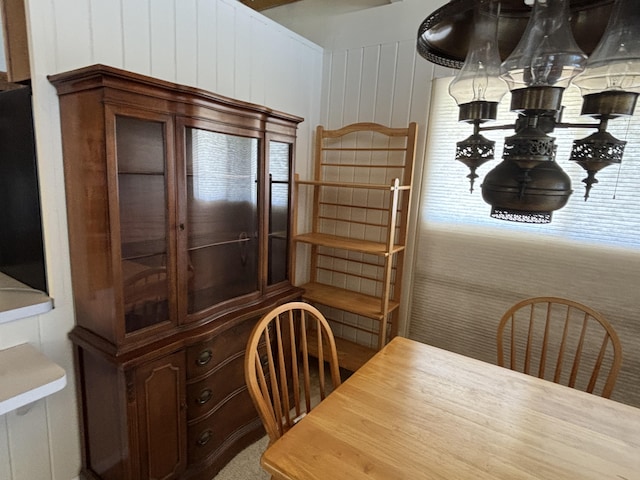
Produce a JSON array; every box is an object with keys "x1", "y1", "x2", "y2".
[
  {"x1": 197, "y1": 388, "x2": 213, "y2": 405},
  {"x1": 197, "y1": 349, "x2": 213, "y2": 366},
  {"x1": 197, "y1": 429, "x2": 213, "y2": 446},
  {"x1": 179, "y1": 223, "x2": 185, "y2": 231}
]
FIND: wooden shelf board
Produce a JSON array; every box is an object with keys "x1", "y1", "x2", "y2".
[
  {"x1": 306, "y1": 328, "x2": 377, "y2": 373},
  {"x1": 296, "y1": 179, "x2": 409, "y2": 191},
  {"x1": 294, "y1": 233, "x2": 405, "y2": 256},
  {"x1": 300, "y1": 282, "x2": 399, "y2": 320}
]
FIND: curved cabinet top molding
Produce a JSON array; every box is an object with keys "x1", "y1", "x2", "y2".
[{"x1": 48, "y1": 63, "x2": 304, "y2": 127}]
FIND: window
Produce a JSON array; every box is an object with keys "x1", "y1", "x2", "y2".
[
  {"x1": 424, "y1": 77, "x2": 640, "y2": 249},
  {"x1": 189, "y1": 129, "x2": 258, "y2": 202}
]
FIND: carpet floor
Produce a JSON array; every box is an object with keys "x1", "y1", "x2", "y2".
[{"x1": 213, "y1": 436, "x2": 270, "y2": 480}]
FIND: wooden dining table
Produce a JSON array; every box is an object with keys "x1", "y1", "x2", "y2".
[{"x1": 261, "y1": 336, "x2": 640, "y2": 479}]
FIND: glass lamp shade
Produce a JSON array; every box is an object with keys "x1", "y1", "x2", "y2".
[
  {"x1": 572, "y1": 0, "x2": 640, "y2": 95},
  {"x1": 500, "y1": 0, "x2": 587, "y2": 91},
  {"x1": 448, "y1": 0, "x2": 507, "y2": 105}
]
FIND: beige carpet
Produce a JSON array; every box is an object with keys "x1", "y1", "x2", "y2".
[
  {"x1": 214, "y1": 363, "x2": 341, "y2": 479},
  {"x1": 213, "y1": 436, "x2": 270, "y2": 480}
]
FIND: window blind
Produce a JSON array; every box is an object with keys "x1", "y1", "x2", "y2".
[{"x1": 408, "y1": 76, "x2": 640, "y2": 407}]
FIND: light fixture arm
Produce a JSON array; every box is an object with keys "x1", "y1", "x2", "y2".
[{"x1": 478, "y1": 121, "x2": 601, "y2": 133}]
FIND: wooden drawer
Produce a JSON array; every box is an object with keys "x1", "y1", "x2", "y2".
[
  {"x1": 186, "y1": 318, "x2": 256, "y2": 380},
  {"x1": 186, "y1": 351, "x2": 245, "y2": 421},
  {"x1": 187, "y1": 388, "x2": 258, "y2": 464}
]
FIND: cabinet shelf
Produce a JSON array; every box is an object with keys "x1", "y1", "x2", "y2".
[
  {"x1": 294, "y1": 232, "x2": 404, "y2": 256},
  {"x1": 188, "y1": 236, "x2": 251, "y2": 251},
  {"x1": 300, "y1": 282, "x2": 399, "y2": 321}
]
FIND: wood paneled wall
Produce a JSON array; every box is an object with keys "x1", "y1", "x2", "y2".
[{"x1": 0, "y1": 1, "x2": 322, "y2": 479}]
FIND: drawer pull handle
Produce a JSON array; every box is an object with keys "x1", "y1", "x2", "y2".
[
  {"x1": 197, "y1": 349, "x2": 213, "y2": 366},
  {"x1": 197, "y1": 388, "x2": 213, "y2": 405},
  {"x1": 197, "y1": 429, "x2": 213, "y2": 446}
]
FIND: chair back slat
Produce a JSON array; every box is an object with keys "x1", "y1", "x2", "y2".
[
  {"x1": 274, "y1": 314, "x2": 292, "y2": 429},
  {"x1": 587, "y1": 335, "x2": 611, "y2": 394},
  {"x1": 567, "y1": 313, "x2": 588, "y2": 388},
  {"x1": 288, "y1": 310, "x2": 301, "y2": 419},
  {"x1": 497, "y1": 296, "x2": 622, "y2": 399},
  {"x1": 509, "y1": 315, "x2": 517, "y2": 370},
  {"x1": 316, "y1": 317, "x2": 327, "y2": 400},
  {"x1": 245, "y1": 302, "x2": 342, "y2": 443},
  {"x1": 552, "y1": 306, "x2": 572, "y2": 383},
  {"x1": 263, "y1": 325, "x2": 285, "y2": 436},
  {"x1": 523, "y1": 307, "x2": 533, "y2": 374}
]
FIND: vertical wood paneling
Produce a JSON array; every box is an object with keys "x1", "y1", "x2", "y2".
[
  {"x1": 325, "y1": 51, "x2": 345, "y2": 127},
  {"x1": 175, "y1": 0, "x2": 198, "y2": 86},
  {"x1": 89, "y1": 0, "x2": 123, "y2": 67},
  {"x1": 195, "y1": 0, "x2": 217, "y2": 92},
  {"x1": 234, "y1": 11, "x2": 252, "y2": 101},
  {"x1": 150, "y1": 0, "x2": 177, "y2": 81},
  {"x1": 261, "y1": 24, "x2": 284, "y2": 110},
  {"x1": 358, "y1": 45, "x2": 380, "y2": 121},
  {"x1": 391, "y1": 40, "x2": 417, "y2": 126},
  {"x1": 271, "y1": 33, "x2": 295, "y2": 113},
  {"x1": 216, "y1": 0, "x2": 236, "y2": 97},
  {"x1": 53, "y1": 0, "x2": 92, "y2": 70},
  {"x1": 374, "y1": 43, "x2": 398, "y2": 126},
  {"x1": 342, "y1": 49, "x2": 363, "y2": 125},
  {"x1": 6, "y1": 403, "x2": 52, "y2": 479},
  {"x1": 248, "y1": 16, "x2": 267, "y2": 106},
  {"x1": 122, "y1": 0, "x2": 151, "y2": 73},
  {"x1": 0, "y1": 419, "x2": 10, "y2": 478}
]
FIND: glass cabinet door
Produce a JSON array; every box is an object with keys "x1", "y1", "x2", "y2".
[
  {"x1": 267, "y1": 140, "x2": 292, "y2": 286},
  {"x1": 116, "y1": 115, "x2": 172, "y2": 334},
  {"x1": 185, "y1": 127, "x2": 259, "y2": 314}
]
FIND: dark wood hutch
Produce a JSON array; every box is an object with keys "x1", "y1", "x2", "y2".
[{"x1": 49, "y1": 64, "x2": 303, "y2": 480}]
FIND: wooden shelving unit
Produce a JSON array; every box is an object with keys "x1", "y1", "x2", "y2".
[{"x1": 294, "y1": 122, "x2": 418, "y2": 372}]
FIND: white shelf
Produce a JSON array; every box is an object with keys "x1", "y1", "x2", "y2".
[
  {"x1": 0, "y1": 272, "x2": 53, "y2": 324},
  {"x1": 0, "y1": 343, "x2": 67, "y2": 416}
]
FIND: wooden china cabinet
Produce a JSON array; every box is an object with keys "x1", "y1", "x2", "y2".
[{"x1": 49, "y1": 64, "x2": 302, "y2": 480}]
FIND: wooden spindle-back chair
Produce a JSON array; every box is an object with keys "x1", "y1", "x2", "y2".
[
  {"x1": 497, "y1": 296, "x2": 622, "y2": 398},
  {"x1": 245, "y1": 302, "x2": 342, "y2": 444}
]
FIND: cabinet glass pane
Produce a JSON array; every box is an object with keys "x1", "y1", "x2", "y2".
[
  {"x1": 116, "y1": 116, "x2": 170, "y2": 333},
  {"x1": 186, "y1": 128, "x2": 259, "y2": 313},
  {"x1": 268, "y1": 141, "x2": 291, "y2": 285}
]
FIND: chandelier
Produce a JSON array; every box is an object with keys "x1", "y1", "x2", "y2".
[{"x1": 417, "y1": 0, "x2": 640, "y2": 223}]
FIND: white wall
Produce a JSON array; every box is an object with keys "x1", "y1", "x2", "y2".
[{"x1": 0, "y1": 1, "x2": 322, "y2": 478}]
